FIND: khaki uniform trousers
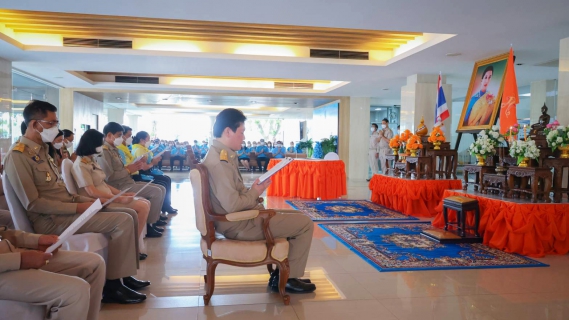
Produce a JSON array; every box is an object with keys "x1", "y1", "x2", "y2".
[
  {"x1": 32, "y1": 211, "x2": 137, "y2": 280},
  {"x1": 118, "y1": 181, "x2": 165, "y2": 224},
  {"x1": 216, "y1": 211, "x2": 314, "y2": 278},
  {"x1": 378, "y1": 148, "x2": 390, "y2": 174},
  {"x1": 0, "y1": 250, "x2": 105, "y2": 320},
  {"x1": 368, "y1": 149, "x2": 379, "y2": 175}
]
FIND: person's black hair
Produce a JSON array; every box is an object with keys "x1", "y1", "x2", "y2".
[
  {"x1": 371, "y1": 123, "x2": 378, "y2": 129},
  {"x1": 20, "y1": 121, "x2": 27, "y2": 135},
  {"x1": 103, "y1": 122, "x2": 124, "y2": 136},
  {"x1": 133, "y1": 131, "x2": 150, "y2": 145},
  {"x1": 121, "y1": 125, "x2": 132, "y2": 134},
  {"x1": 193, "y1": 140, "x2": 198, "y2": 143},
  {"x1": 482, "y1": 65, "x2": 494, "y2": 79},
  {"x1": 23, "y1": 100, "x2": 58, "y2": 126},
  {"x1": 382, "y1": 118, "x2": 389, "y2": 124},
  {"x1": 397, "y1": 125, "x2": 400, "y2": 129},
  {"x1": 47, "y1": 130, "x2": 64, "y2": 159},
  {"x1": 76, "y1": 129, "x2": 105, "y2": 157},
  {"x1": 62, "y1": 129, "x2": 74, "y2": 138},
  {"x1": 213, "y1": 108, "x2": 247, "y2": 138},
  {"x1": 55, "y1": 129, "x2": 63, "y2": 139}
]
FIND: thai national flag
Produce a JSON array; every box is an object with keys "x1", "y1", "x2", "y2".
[{"x1": 434, "y1": 74, "x2": 450, "y2": 126}]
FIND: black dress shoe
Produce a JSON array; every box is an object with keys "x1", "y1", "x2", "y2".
[
  {"x1": 165, "y1": 206, "x2": 178, "y2": 214},
  {"x1": 269, "y1": 270, "x2": 311, "y2": 287},
  {"x1": 146, "y1": 226, "x2": 163, "y2": 238},
  {"x1": 271, "y1": 278, "x2": 316, "y2": 294},
  {"x1": 123, "y1": 276, "x2": 151, "y2": 290},
  {"x1": 139, "y1": 253, "x2": 147, "y2": 260},
  {"x1": 152, "y1": 225, "x2": 165, "y2": 233},
  {"x1": 366, "y1": 178, "x2": 371, "y2": 182},
  {"x1": 154, "y1": 219, "x2": 167, "y2": 226},
  {"x1": 102, "y1": 283, "x2": 146, "y2": 304},
  {"x1": 159, "y1": 216, "x2": 168, "y2": 221}
]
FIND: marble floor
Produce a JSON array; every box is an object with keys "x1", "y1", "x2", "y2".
[{"x1": 99, "y1": 171, "x2": 569, "y2": 320}]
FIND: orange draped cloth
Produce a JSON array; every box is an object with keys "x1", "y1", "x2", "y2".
[
  {"x1": 369, "y1": 175, "x2": 462, "y2": 218},
  {"x1": 432, "y1": 190, "x2": 569, "y2": 257},
  {"x1": 266, "y1": 159, "x2": 347, "y2": 200}
]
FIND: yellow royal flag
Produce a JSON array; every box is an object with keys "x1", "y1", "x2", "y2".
[{"x1": 499, "y1": 47, "x2": 519, "y2": 134}]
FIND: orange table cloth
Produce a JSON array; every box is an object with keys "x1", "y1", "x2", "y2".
[
  {"x1": 432, "y1": 190, "x2": 569, "y2": 257},
  {"x1": 266, "y1": 159, "x2": 347, "y2": 200},
  {"x1": 369, "y1": 175, "x2": 462, "y2": 218}
]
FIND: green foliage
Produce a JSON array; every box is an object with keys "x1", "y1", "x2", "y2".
[
  {"x1": 298, "y1": 139, "x2": 314, "y2": 157},
  {"x1": 320, "y1": 135, "x2": 337, "y2": 155},
  {"x1": 253, "y1": 119, "x2": 282, "y2": 141}
]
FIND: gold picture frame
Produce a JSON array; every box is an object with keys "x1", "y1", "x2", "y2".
[{"x1": 457, "y1": 52, "x2": 509, "y2": 132}]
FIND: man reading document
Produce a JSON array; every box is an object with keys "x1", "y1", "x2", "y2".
[{"x1": 202, "y1": 108, "x2": 315, "y2": 293}]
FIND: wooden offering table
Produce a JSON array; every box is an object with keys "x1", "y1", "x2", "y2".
[
  {"x1": 405, "y1": 156, "x2": 432, "y2": 179},
  {"x1": 463, "y1": 165, "x2": 496, "y2": 193},
  {"x1": 507, "y1": 167, "x2": 552, "y2": 203},
  {"x1": 384, "y1": 153, "x2": 398, "y2": 176},
  {"x1": 482, "y1": 173, "x2": 508, "y2": 196},
  {"x1": 543, "y1": 158, "x2": 569, "y2": 203}
]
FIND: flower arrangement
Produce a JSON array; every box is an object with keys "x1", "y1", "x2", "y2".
[
  {"x1": 406, "y1": 134, "x2": 423, "y2": 151},
  {"x1": 427, "y1": 126, "x2": 446, "y2": 143},
  {"x1": 544, "y1": 120, "x2": 569, "y2": 152},
  {"x1": 468, "y1": 127, "x2": 504, "y2": 165},
  {"x1": 399, "y1": 129, "x2": 412, "y2": 142},
  {"x1": 313, "y1": 141, "x2": 323, "y2": 159},
  {"x1": 389, "y1": 135, "x2": 401, "y2": 148},
  {"x1": 503, "y1": 123, "x2": 520, "y2": 140},
  {"x1": 509, "y1": 139, "x2": 540, "y2": 166}
]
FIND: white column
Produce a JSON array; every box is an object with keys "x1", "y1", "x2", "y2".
[
  {"x1": 107, "y1": 108, "x2": 125, "y2": 124},
  {"x1": 558, "y1": 37, "x2": 569, "y2": 124},
  {"x1": 0, "y1": 58, "x2": 12, "y2": 156},
  {"x1": 126, "y1": 114, "x2": 139, "y2": 133},
  {"x1": 338, "y1": 97, "x2": 370, "y2": 181},
  {"x1": 530, "y1": 79, "x2": 557, "y2": 123},
  {"x1": 401, "y1": 74, "x2": 452, "y2": 137},
  {"x1": 59, "y1": 88, "x2": 74, "y2": 132}
]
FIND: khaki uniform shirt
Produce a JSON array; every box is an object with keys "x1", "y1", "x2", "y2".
[
  {"x1": 202, "y1": 140, "x2": 261, "y2": 214},
  {"x1": 3, "y1": 137, "x2": 91, "y2": 225},
  {"x1": 379, "y1": 127, "x2": 394, "y2": 149},
  {"x1": 96, "y1": 141, "x2": 134, "y2": 190},
  {"x1": 369, "y1": 131, "x2": 380, "y2": 151},
  {"x1": 0, "y1": 226, "x2": 41, "y2": 273},
  {"x1": 72, "y1": 156, "x2": 113, "y2": 198}
]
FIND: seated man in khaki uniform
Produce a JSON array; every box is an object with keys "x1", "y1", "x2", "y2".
[
  {"x1": 0, "y1": 226, "x2": 105, "y2": 320},
  {"x1": 203, "y1": 108, "x2": 316, "y2": 293},
  {"x1": 3, "y1": 100, "x2": 147, "y2": 304}
]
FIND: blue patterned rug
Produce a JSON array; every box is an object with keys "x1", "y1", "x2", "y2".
[
  {"x1": 286, "y1": 200, "x2": 418, "y2": 221},
  {"x1": 320, "y1": 222, "x2": 548, "y2": 272}
]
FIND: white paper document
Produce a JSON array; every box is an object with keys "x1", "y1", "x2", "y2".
[
  {"x1": 133, "y1": 180, "x2": 154, "y2": 197},
  {"x1": 257, "y1": 157, "x2": 293, "y2": 184},
  {"x1": 45, "y1": 199, "x2": 103, "y2": 253},
  {"x1": 133, "y1": 151, "x2": 152, "y2": 163},
  {"x1": 102, "y1": 187, "x2": 131, "y2": 207},
  {"x1": 155, "y1": 149, "x2": 167, "y2": 158}
]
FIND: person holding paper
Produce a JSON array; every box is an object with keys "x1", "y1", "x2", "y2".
[
  {"x1": 131, "y1": 131, "x2": 178, "y2": 215},
  {"x1": 0, "y1": 226, "x2": 105, "y2": 320},
  {"x1": 4, "y1": 101, "x2": 147, "y2": 304},
  {"x1": 98, "y1": 123, "x2": 168, "y2": 236},
  {"x1": 72, "y1": 129, "x2": 153, "y2": 243},
  {"x1": 203, "y1": 108, "x2": 316, "y2": 294}
]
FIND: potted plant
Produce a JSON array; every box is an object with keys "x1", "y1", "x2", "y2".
[
  {"x1": 544, "y1": 121, "x2": 569, "y2": 158},
  {"x1": 509, "y1": 139, "x2": 540, "y2": 167},
  {"x1": 298, "y1": 139, "x2": 314, "y2": 158}
]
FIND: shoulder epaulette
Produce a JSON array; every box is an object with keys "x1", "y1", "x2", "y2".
[
  {"x1": 81, "y1": 157, "x2": 90, "y2": 164},
  {"x1": 102, "y1": 145, "x2": 109, "y2": 150},
  {"x1": 220, "y1": 149, "x2": 228, "y2": 162},
  {"x1": 13, "y1": 143, "x2": 26, "y2": 153}
]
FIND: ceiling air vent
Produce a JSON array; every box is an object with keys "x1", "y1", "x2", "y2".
[
  {"x1": 274, "y1": 82, "x2": 314, "y2": 90},
  {"x1": 63, "y1": 38, "x2": 133, "y2": 49},
  {"x1": 310, "y1": 49, "x2": 369, "y2": 60},
  {"x1": 115, "y1": 76, "x2": 159, "y2": 84}
]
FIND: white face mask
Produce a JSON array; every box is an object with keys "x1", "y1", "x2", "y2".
[
  {"x1": 381, "y1": 124, "x2": 387, "y2": 129},
  {"x1": 36, "y1": 123, "x2": 60, "y2": 143},
  {"x1": 261, "y1": 142, "x2": 266, "y2": 146},
  {"x1": 126, "y1": 137, "x2": 133, "y2": 145},
  {"x1": 64, "y1": 141, "x2": 73, "y2": 149},
  {"x1": 95, "y1": 146, "x2": 103, "y2": 155},
  {"x1": 53, "y1": 142, "x2": 63, "y2": 149},
  {"x1": 370, "y1": 127, "x2": 375, "y2": 133},
  {"x1": 144, "y1": 141, "x2": 151, "y2": 148},
  {"x1": 113, "y1": 137, "x2": 124, "y2": 146}
]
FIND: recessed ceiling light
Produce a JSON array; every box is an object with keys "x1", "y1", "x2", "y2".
[
  {"x1": 116, "y1": 97, "x2": 122, "y2": 100},
  {"x1": 294, "y1": 102, "x2": 298, "y2": 105},
  {"x1": 375, "y1": 108, "x2": 382, "y2": 111},
  {"x1": 54, "y1": 76, "x2": 64, "y2": 79},
  {"x1": 382, "y1": 88, "x2": 389, "y2": 91},
  {"x1": 516, "y1": 63, "x2": 523, "y2": 66},
  {"x1": 250, "y1": 100, "x2": 257, "y2": 104},
  {"x1": 207, "y1": 100, "x2": 212, "y2": 103},
  {"x1": 446, "y1": 52, "x2": 461, "y2": 57}
]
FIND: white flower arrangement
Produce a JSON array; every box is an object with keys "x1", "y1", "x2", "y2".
[
  {"x1": 469, "y1": 128, "x2": 503, "y2": 157},
  {"x1": 545, "y1": 125, "x2": 569, "y2": 152},
  {"x1": 509, "y1": 139, "x2": 540, "y2": 161}
]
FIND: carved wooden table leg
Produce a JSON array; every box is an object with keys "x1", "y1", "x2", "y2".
[{"x1": 463, "y1": 170, "x2": 469, "y2": 190}]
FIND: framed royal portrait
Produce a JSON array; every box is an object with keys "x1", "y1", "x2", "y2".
[{"x1": 457, "y1": 53, "x2": 509, "y2": 132}]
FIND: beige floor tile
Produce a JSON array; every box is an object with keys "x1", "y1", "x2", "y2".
[
  {"x1": 464, "y1": 293, "x2": 569, "y2": 320},
  {"x1": 380, "y1": 295, "x2": 496, "y2": 320},
  {"x1": 198, "y1": 303, "x2": 299, "y2": 320},
  {"x1": 353, "y1": 271, "x2": 456, "y2": 299},
  {"x1": 293, "y1": 300, "x2": 398, "y2": 320},
  {"x1": 99, "y1": 307, "x2": 199, "y2": 320}
]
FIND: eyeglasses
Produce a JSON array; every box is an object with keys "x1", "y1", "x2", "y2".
[{"x1": 34, "y1": 119, "x2": 60, "y2": 128}]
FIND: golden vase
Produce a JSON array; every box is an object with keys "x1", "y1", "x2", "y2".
[
  {"x1": 409, "y1": 149, "x2": 418, "y2": 157},
  {"x1": 475, "y1": 154, "x2": 486, "y2": 166},
  {"x1": 391, "y1": 147, "x2": 399, "y2": 156},
  {"x1": 433, "y1": 141, "x2": 441, "y2": 150},
  {"x1": 559, "y1": 145, "x2": 569, "y2": 159},
  {"x1": 518, "y1": 157, "x2": 530, "y2": 167}
]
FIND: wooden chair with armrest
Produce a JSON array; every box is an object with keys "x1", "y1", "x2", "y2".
[
  {"x1": 189, "y1": 164, "x2": 291, "y2": 305},
  {"x1": 186, "y1": 146, "x2": 200, "y2": 169}
]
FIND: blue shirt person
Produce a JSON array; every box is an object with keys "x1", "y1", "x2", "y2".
[
  {"x1": 255, "y1": 143, "x2": 270, "y2": 158},
  {"x1": 287, "y1": 142, "x2": 296, "y2": 153},
  {"x1": 200, "y1": 142, "x2": 209, "y2": 157},
  {"x1": 272, "y1": 144, "x2": 286, "y2": 158}
]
